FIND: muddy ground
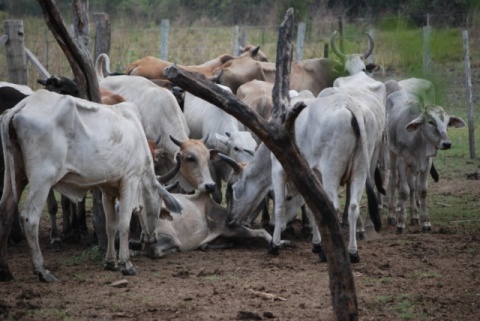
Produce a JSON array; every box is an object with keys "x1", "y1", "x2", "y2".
[{"x1": 0, "y1": 177, "x2": 479, "y2": 321}]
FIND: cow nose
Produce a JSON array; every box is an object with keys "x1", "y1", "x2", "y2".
[
  {"x1": 442, "y1": 142, "x2": 452, "y2": 150},
  {"x1": 204, "y1": 183, "x2": 216, "y2": 193}
]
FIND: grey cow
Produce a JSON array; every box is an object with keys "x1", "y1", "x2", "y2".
[{"x1": 385, "y1": 90, "x2": 465, "y2": 233}]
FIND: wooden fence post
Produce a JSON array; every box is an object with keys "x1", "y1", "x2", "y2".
[
  {"x1": 93, "y1": 12, "x2": 111, "y2": 66},
  {"x1": 295, "y1": 22, "x2": 306, "y2": 61},
  {"x1": 462, "y1": 30, "x2": 475, "y2": 159},
  {"x1": 233, "y1": 25, "x2": 239, "y2": 56},
  {"x1": 338, "y1": 16, "x2": 344, "y2": 54},
  {"x1": 240, "y1": 25, "x2": 247, "y2": 49},
  {"x1": 423, "y1": 15, "x2": 431, "y2": 78},
  {"x1": 160, "y1": 19, "x2": 169, "y2": 60},
  {"x1": 3, "y1": 20, "x2": 27, "y2": 84}
]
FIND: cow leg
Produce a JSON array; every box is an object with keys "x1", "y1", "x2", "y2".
[
  {"x1": 417, "y1": 163, "x2": 431, "y2": 232},
  {"x1": 387, "y1": 151, "x2": 398, "y2": 226},
  {"x1": 395, "y1": 159, "x2": 409, "y2": 234},
  {"x1": 46, "y1": 190, "x2": 61, "y2": 249},
  {"x1": 103, "y1": 194, "x2": 119, "y2": 272},
  {"x1": 76, "y1": 196, "x2": 88, "y2": 240},
  {"x1": 22, "y1": 185, "x2": 59, "y2": 282},
  {"x1": 269, "y1": 161, "x2": 288, "y2": 255},
  {"x1": 112, "y1": 194, "x2": 137, "y2": 276},
  {"x1": 305, "y1": 207, "x2": 326, "y2": 262},
  {"x1": 346, "y1": 175, "x2": 366, "y2": 263},
  {"x1": 0, "y1": 182, "x2": 22, "y2": 281},
  {"x1": 221, "y1": 225, "x2": 277, "y2": 245},
  {"x1": 407, "y1": 168, "x2": 419, "y2": 226}
]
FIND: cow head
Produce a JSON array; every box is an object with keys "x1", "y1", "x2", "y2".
[
  {"x1": 330, "y1": 31, "x2": 378, "y2": 75},
  {"x1": 170, "y1": 135, "x2": 217, "y2": 193},
  {"x1": 405, "y1": 104, "x2": 466, "y2": 154},
  {"x1": 239, "y1": 45, "x2": 268, "y2": 62},
  {"x1": 37, "y1": 76, "x2": 80, "y2": 97},
  {"x1": 215, "y1": 131, "x2": 257, "y2": 163},
  {"x1": 219, "y1": 148, "x2": 271, "y2": 227}
]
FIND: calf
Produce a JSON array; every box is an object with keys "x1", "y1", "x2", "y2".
[
  {"x1": 0, "y1": 90, "x2": 182, "y2": 282},
  {"x1": 386, "y1": 90, "x2": 465, "y2": 233}
]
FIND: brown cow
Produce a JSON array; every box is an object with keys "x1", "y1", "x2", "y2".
[
  {"x1": 212, "y1": 32, "x2": 377, "y2": 95},
  {"x1": 125, "y1": 45, "x2": 268, "y2": 82}
]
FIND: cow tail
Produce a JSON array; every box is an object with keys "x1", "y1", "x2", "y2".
[
  {"x1": 95, "y1": 53, "x2": 110, "y2": 80},
  {"x1": 430, "y1": 161, "x2": 439, "y2": 182},
  {"x1": 349, "y1": 106, "x2": 381, "y2": 232},
  {"x1": 1, "y1": 101, "x2": 26, "y2": 204}
]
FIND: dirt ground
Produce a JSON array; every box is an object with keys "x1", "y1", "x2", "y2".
[{"x1": 0, "y1": 177, "x2": 479, "y2": 321}]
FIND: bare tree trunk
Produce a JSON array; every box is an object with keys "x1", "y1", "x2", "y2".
[
  {"x1": 36, "y1": 0, "x2": 100, "y2": 103},
  {"x1": 164, "y1": 8, "x2": 358, "y2": 320},
  {"x1": 36, "y1": 0, "x2": 107, "y2": 250}
]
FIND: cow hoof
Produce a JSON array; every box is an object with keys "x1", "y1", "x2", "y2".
[
  {"x1": 104, "y1": 261, "x2": 119, "y2": 271},
  {"x1": 410, "y1": 218, "x2": 420, "y2": 226},
  {"x1": 48, "y1": 238, "x2": 63, "y2": 252},
  {"x1": 395, "y1": 227, "x2": 403, "y2": 235},
  {"x1": 37, "y1": 270, "x2": 59, "y2": 283},
  {"x1": 387, "y1": 217, "x2": 396, "y2": 226},
  {"x1": 312, "y1": 244, "x2": 327, "y2": 262},
  {"x1": 267, "y1": 242, "x2": 280, "y2": 256},
  {"x1": 422, "y1": 226, "x2": 432, "y2": 233},
  {"x1": 312, "y1": 243, "x2": 321, "y2": 253},
  {"x1": 349, "y1": 252, "x2": 360, "y2": 264},
  {"x1": 121, "y1": 267, "x2": 137, "y2": 276},
  {"x1": 357, "y1": 231, "x2": 367, "y2": 241},
  {"x1": 0, "y1": 269, "x2": 14, "y2": 282}
]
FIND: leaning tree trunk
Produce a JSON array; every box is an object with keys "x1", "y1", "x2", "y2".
[
  {"x1": 164, "y1": 9, "x2": 358, "y2": 321},
  {"x1": 36, "y1": 0, "x2": 107, "y2": 251}
]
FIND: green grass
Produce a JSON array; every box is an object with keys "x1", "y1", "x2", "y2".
[{"x1": 371, "y1": 294, "x2": 429, "y2": 320}]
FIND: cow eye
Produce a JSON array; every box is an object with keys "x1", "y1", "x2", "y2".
[
  {"x1": 428, "y1": 120, "x2": 435, "y2": 126},
  {"x1": 186, "y1": 155, "x2": 196, "y2": 162},
  {"x1": 234, "y1": 147, "x2": 240, "y2": 152}
]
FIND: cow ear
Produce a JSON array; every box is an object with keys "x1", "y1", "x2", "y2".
[
  {"x1": 365, "y1": 63, "x2": 379, "y2": 73},
  {"x1": 405, "y1": 116, "x2": 424, "y2": 132},
  {"x1": 160, "y1": 207, "x2": 174, "y2": 221},
  {"x1": 209, "y1": 149, "x2": 220, "y2": 161},
  {"x1": 214, "y1": 133, "x2": 228, "y2": 151},
  {"x1": 448, "y1": 116, "x2": 466, "y2": 128}
]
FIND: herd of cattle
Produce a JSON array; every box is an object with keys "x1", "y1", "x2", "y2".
[{"x1": 0, "y1": 32, "x2": 466, "y2": 282}]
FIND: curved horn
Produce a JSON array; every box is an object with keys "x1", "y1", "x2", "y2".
[
  {"x1": 330, "y1": 31, "x2": 345, "y2": 60},
  {"x1": 201, "y1": 134, "x2": 209, "y2": 144},
  {"x1": 165, "y1": 181, "x2": 180, "y2": 192},
  {"x1": 218, "y1": 153, "x2": 242, "y2": 174},
  {"x1": 170, "y1": 135, "x2": 184, "y2": 147},
  {"x1": 362, "y1": 32, "x2": 374, "y2": 59},
  {"x1": 157, "y1": 154, "x2": 181, "y2": 184}
]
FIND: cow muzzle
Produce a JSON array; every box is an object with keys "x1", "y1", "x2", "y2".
[{"x1": 440, "y1": 141, "x2": 452, "y2": 150}]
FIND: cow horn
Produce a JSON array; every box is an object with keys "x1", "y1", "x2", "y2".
[
  {"x1": 170, "y1": 135, "x2": 184, "y2": 147},
  {"x1": 218, "y1": 153, "x2": 242, "y2": 174},
  {"x1": 157, "y1": 154, "x2": 181, "y2": 184},
  {"x1": 362, "y1": 32, "x2": 374, "y2": 59},
  {"x1": 330, "y1": 31, "x2": 345, "y2": 60},
  {"x1": 201, "y1": 134, "x2": 209, "y2": 144}
]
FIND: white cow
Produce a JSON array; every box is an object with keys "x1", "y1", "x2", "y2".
[
  {"x1": 0, "y1": 90, "x2": 182, "y2": 282},
  {"x1": 145, "y1": 191, "x2": 273, "y2": 259},
  {"x1": 386, "y1": 89, "x2": 465, "y2": 233},
  {"x1": 96, "y1": 54, "x2": 206, "y2": 193},
  {"x1": 183, "y1": 86, "x2": 257, "y2": 203},
  {"x1": 222, "y1": 83, "x2": 383, "y2": 262}
]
